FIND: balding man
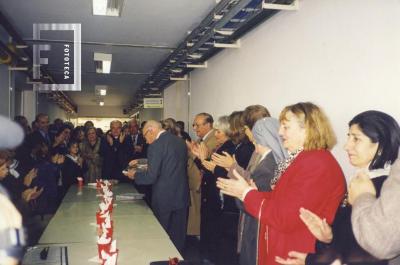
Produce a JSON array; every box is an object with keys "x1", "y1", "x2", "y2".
[{"x1": 124, "y1": 120, "x2": 189, "y2": 252}]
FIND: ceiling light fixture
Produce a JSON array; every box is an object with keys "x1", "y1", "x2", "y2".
[
  {"x1": 94, "y1": 53, "x2": 112, "y2": 74},
  {"x1": 99, "y1": 101, "x2": 105, "y2": 106},
  {"x1": 92, "y1": 0, "x2": 124, "y2": 17},
  {"x1": 100, "y1": 88, "x2": 107, "y2": 96}
]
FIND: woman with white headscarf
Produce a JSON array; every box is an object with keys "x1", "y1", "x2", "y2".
[{"x1": 226, "y1": 117, "x2": 288, "y2": 265}]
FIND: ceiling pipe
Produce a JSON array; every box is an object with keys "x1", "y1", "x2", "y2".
[
  {"x1": 135, "y1": 0, "x2": 294, "y2": 105},
  {"x1": 24, "y1": 38, "x2": 176, "y2": 50}
]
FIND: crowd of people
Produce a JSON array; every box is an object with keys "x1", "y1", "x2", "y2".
[
  {"x1": 1, "y1": 102, "x2": 400, "y2": 265},
  {"x1": 0, "y1": 114, "x2": 151, "y2": 260}
]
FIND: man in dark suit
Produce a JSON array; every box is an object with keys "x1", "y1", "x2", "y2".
[
  {"x1": 126, "y1": 118, "x2": 150, "y2": 204},
  {"x1": 100, "y1": 120, "x2": 129, "y2": 180},
  {"x1": 27, "y1": 113, "x2": 51, "y2": 148},
  {"x1": 126, "y1": 118, "x2": 145, "y2": 160},
  {"x1": 124, "y1": 120, "x2": 189, "y2": 252}
]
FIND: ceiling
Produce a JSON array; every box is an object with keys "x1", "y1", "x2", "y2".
[{"x1": 0, "y1": 0, "x2": 217, "y2": 110}]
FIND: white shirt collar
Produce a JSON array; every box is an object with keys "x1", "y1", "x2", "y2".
[
  {"x1": 156, "y1": 130, "x2": 166, "y2": 140},
  {"x1": 356, "y1": 163, "x2": 391, "y2": 179},
  {"x1": 66, "y1": 154, "x2": 79, "y2": 163}
]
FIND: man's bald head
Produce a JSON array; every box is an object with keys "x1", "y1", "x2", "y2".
[{"x1": 143, "y1": 120, "x2": 163, "y2": 144}]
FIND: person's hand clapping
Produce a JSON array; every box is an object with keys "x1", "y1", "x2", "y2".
[
  {"x1": 119, "y1": 132, "x2": 126, "y2": 143},
  {"x1": 129, "y1": 159, "x2": 138, "y2": 167},
  {"x1": 299, "y1": 208, "x2": 332, "y2": 243},
  {"x1": 23, "y1": 168, "x2": 38, "y2": 187},
  {"x1": 212, "y1": 152, "x2": 235, "y2": 169},
  {"x1": 198, "y1": 142, "x2": 209, "y2": 161},
  {"x1": 106, "y1": 133, "x2": 113, "y2": 146},
  {"x1": 216, "y1": 169, "x2": 253, "y2": 200},
  {"x1": 21, "y1": 187, "x2": 43, "y2": 202},
  {"x1": 202, "y1": 160, "x2": 216, "y2": 172},
  {"x1": 348, "y1": 170, "x2": 376, "y2": 205},
  {"x1": 53, "y1": 134, "x2": 64, "y2": 147},
  {"x1": 190, "y1": 142, "x2": 201, "y2": 158}
]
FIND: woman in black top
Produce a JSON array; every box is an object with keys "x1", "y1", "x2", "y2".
[
  {"x1": 192, "y1": 116, "x2": 236, "y2": 264},
  {"x1": 61, "y1": 141, "x2": 85, "y2": 197}
]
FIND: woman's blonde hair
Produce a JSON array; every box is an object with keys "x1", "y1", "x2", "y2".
[{"x1": 279, "y1": 102, "x2": 336, "y2": 150}]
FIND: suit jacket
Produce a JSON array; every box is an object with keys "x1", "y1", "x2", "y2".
[
  {"x1": 352, "y1": 157, "x2": 400, "y2": 264},
  {"x1": 187, "y1": 129, "x2": 218, "y2": 191},
  {"x1": 99, "y1": 136, "x2": 130, "y2": 180},
  {"x1": 134, "y1": 131, "x2": 189, "y2": 215},
  {"x1": 125, "y1": 133, "x2": 146, "y2": 160},
  {"x1": 26, "y1": 130, "x2": 51, "y2": 149},
  {"x1": 244, "y1": 150, "x2": 346, "y2": 265}
]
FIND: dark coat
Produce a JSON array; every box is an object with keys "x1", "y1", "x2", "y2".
[
  {"x1": 234, "y1": 140, "x2": 255, "y2": 170},
  {"x1": 197, "y1": 140, "x2": 236, "y2": 212},
  {"x1": 134, "y1": 131, "x2": 189, "y2": 215},
  {"x1": 233, "y1": 152, "x2": 277, "y2": 265},
  {"x1": 125, "y1": 133, "x2": 146, "y2": 160},
  {"x1": 99, "y1": 136, "x2": 130, "y2": 180},
  {"x1": 61, "y1": 156, "x2": 86, "y2": 194}
]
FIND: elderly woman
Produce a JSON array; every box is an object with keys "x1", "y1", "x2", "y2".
[
  {"x1": 192, "y1": 115, "x2": 236, "y2": 264},
  {"x1": 217, "y1": 102, "x2": 346, "y2": 265},
  {"x1": 80, "y1": 127, "x2": 102, "y2": 183},
  {"x1": 287, "y1": 110, "x2": 400, "y2": 265},
  {"x1": 228, "y1": 117, "x2": 288, "y2": 265}
]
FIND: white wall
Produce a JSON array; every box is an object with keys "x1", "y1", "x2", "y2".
[
  {"x1": 20, "y1": 90, "x2": 37, "y2": 124},
  {"x1": 0, "y1": 65, "x2": 14, "y2": 118},
  {"x1": 163, "y1": 81, "x2": 190, "y2": 130},
  {"x1": 37, "y1": 93, "x2": 68, "y2": 122},
  {"x1": 163, "y1": 0, "x2": 400, "y2": 178},
  {"x1": 140, "y1": 108, "x2": 163, "y2": 123},
  {"x1": 77, "y1": 105, "x2": 127, "y2": 118}
]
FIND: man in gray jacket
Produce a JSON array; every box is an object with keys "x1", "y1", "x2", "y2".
[
  {"x1": 349, "y1": 155, "x2": 400, "y2": 264},
  {"x1": 124, "y1": 120, "x2": 189, "y2": 253}
]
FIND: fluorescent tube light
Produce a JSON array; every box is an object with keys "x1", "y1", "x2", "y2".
[
  {"x1": 102, "y1": 60, "x2": 111, "y2": 74},
  {"x1": 93, "y1": 0, "x2": 124, "y2": 17},
  {"x1": 94, "y1": 53, "x2": 112, "y2": 74}
]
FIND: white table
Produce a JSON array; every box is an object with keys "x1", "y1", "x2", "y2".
[{"x1": 31, "y1": 184, "x2": 182, "y2": 264}]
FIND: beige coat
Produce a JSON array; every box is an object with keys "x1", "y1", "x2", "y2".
[
  {"x1": 351, "y1": 157, "x2": 400, "y2": 265},
  {"x1": 186, "y1": 130, "x2": 217, "y2": 235}
]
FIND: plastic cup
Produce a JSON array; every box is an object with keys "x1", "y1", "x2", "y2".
[
  {"x1": 77, "y1": 177, "x2": 83, "y2": 187},
  {"x1": 96, "y1": 211, "x2": 107, "y2": 225},
  {"x1": 97, "y1": 242, "x2": 111, "y2": 259}
]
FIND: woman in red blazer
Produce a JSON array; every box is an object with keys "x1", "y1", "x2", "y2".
[{"x1": 217, "y1": 102, "x2": 346, "y2": 265}]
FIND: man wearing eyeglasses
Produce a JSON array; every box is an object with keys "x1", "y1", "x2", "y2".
[
  {"x1": 124, "y1": 120, "x2": 189, "y2": 253},
  {"x1": 186, "y1": 113, "x2": 218, "y2": 264}
]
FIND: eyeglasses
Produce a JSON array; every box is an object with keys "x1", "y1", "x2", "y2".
[{"x1": 192, "y1": 122, "x2": 207, "y2": 128}]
